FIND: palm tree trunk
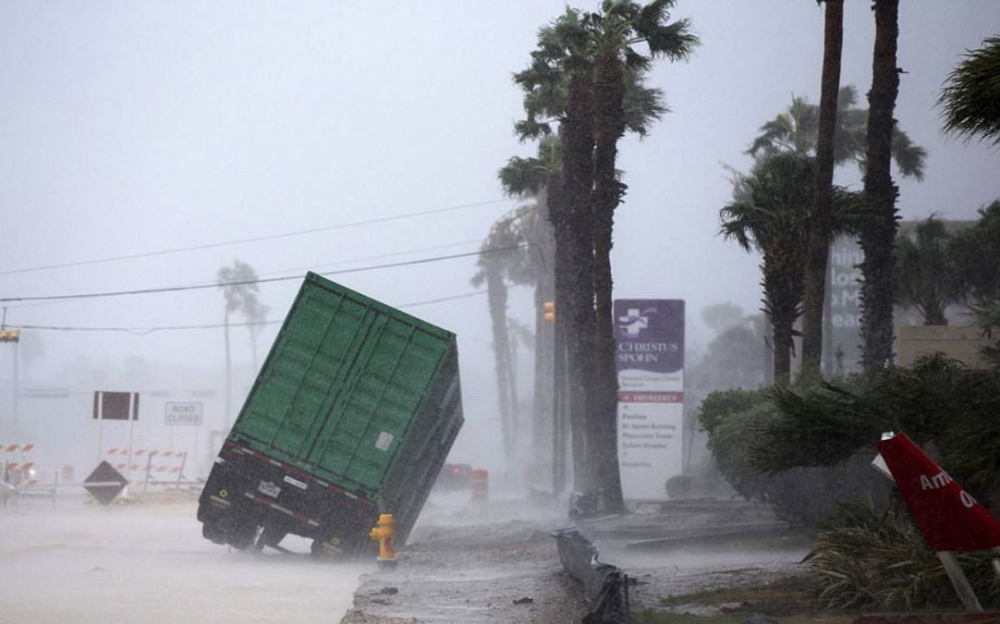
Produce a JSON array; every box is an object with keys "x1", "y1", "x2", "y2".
[
  {"x1": 485, "y1": 265, "x2": 517, "y2": 463},
  {"x1": 562, "y1": 69, "x2": 597, "y2": 492},
  {"x1": 591, "y1": 52, "x2": 627, "y2": 511},
  {"x1": 860, "y1": 0, "x2": 901, "y2": 374},
  {"x1": 547, "y1": 172, "x2": 573, "y2": 493},
  {"x1": 801, "y1": 0, "x2": 844, "y2": 380},
  {"x1": 532, "y1": 195, "x2": 556, "y2": 468},
  {"x1": 773, "y1": 320, "x2": 794, "y2": 387}
]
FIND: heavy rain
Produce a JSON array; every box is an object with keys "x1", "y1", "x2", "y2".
[{"x1": 2, "y1": 2, "x2": 1000, "y2": 623}]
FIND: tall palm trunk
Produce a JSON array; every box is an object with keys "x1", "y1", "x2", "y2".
[
  {"x1": 532, "y1": 194, "x2": 556, "y2": 466},
  {"x1": 547, "y1": 171, "x2": 573, "y2": 493},
  {"x1": 764, "y1": 245, "x2": 803, "y2": 386},
  {"x1": 591, "y1": 51, "x2": 627, "y2": 511},
  {"x1": 801, "y1": 0, "x2": 844, "y2": 380},
  {"x1": 860, "y1": 0, "x2": 901, "y2": 373},
  {"x1": 561, "y1": 69, "x2": 597, "y2": 492},
  {"x1": 485, "y1": 265, "x2": 517, "y2": 463}
]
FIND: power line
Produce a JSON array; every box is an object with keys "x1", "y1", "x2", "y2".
[
  {"x1": 0, "y1": 198, "x2": 513, "y2": 277},
  {"x1": 7, "y1": 291, "x2": 488, "y2": 335},
  {"x1": 1, "y1": 238, "x2": 483, "y2": 312},
  {"x1": 0, "y1": 244, "x2": 523, "y2": 304}
]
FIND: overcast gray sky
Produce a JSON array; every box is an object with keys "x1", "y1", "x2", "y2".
[{"x1": 2, "y1": 1, "x2": 999, "y2": 467}]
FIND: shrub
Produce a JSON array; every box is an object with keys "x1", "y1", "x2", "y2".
[
  {"x1": 807, "y1": 500, "x2": 1000, "y2": 611},
  {"x1": 699, "y1": 389, "x2": 888, "y2": 525},
  {"x1": 665, "y1": 474, "x2": 695, "y2": 499},
  {"x1": 751, "y1": 355, "x2": 1000, "y2": 516}
]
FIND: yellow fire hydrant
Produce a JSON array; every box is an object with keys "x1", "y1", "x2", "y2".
[{"x1": 369, "y1": 513, "x2": 397, "y2": 569}]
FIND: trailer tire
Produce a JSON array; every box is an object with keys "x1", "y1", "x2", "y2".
[
  {"x1": 226, "y1": 523, "x2": 258, "y2": 551},
  {"x1": 202, "y1": 522, "x2": 227, "y2": 545}
]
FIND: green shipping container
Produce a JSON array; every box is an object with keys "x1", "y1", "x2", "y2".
[{"x1": 198, "y1": 272, "x2": 464, "y2": 555}]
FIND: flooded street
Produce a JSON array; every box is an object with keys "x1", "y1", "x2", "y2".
[{"x1": 0, "y1": 496, "x2": 369, "y2": 623}]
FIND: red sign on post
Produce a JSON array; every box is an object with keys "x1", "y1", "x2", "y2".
[{"x1": 877, "y1": 432, "x2": 1000, "y2": 552}]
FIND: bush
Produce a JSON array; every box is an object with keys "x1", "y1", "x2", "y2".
[
  {"x1": 807, "y1": 500, "x2": 1000, "y2": 611},
  {"x1": 699, "y1": 389, "x2": 888, "y2": 525},
  {"x1": 752, "y1": 355, "x2": 1000, "y2": 516},
  {"x1": 665, "y1": 474, "x2": 695, "y2": 499}
]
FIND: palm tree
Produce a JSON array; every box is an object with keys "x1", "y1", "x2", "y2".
[
  {"x1": 859, "y1": 0, "x2": 901, "y2": 374},
  {"x1": 749, "y1": 85, "x2": 926, "y2": 180},
  {"x1": 800, "y1": 0, "x2": 844, "y2": 380},
  {"x1": 217, "y1": 260, "x2": 267, "y2": 428},
  {"x1": 514, "y1": 2, "x2": 694, "y2": 508},
  {"x1": 472, "y1": 207, "x2": 535, "y2": 464},
  {"x1": 940, "y1": 36, "x2": 1000, "y2": 146},
  {"x1": 894, "y1": 217, "x2": 963, "y2": 326},
  {"x1": 498, "y1": 138, "x2": 560, "y2": 482},
  {"x1": 722, "y1": 153, "x2": 817, "y2": 386},
  {"x1": 587, "y1": 0, "x2": 697, "y2": 510},
  {"x1": 748, "y1": 83, "x2": 926, "y2": 377}
]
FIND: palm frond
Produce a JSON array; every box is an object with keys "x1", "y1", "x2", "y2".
[{"x1": 939, "y1": 36, "x2": 1000, "y2": 146}]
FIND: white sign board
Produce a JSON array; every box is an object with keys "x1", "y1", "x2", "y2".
[
  {"x1": 165, "y1": 402, "x2": 203, "y2": 426},
  {"x1": 615, "y1": 299, "x2": 685, "y2": 501}
]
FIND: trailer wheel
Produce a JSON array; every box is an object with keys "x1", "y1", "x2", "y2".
[
  {"x1": 226, "y1": 523, "x2": 258, "y2": 551},
  {"x1": 202, "y1": 522, "x2": 227, "y2": 545}
]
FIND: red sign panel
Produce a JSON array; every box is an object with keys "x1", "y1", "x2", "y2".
[{"x1": 877, "y1": 432, "x2": 1000, "y2": 552}]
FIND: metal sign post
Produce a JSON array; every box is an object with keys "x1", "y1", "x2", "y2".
[
  {"x1": 96, "y1": 393, "x2": 104, "y2": 464},
  {"x1": 127, "y1": 392, "x2": 135, "y2": 482},
  {"x1": 937, "y1": 552, "x2": 983, "y2": 612}
]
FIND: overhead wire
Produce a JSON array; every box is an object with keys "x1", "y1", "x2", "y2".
[
  {"x1": 6, "y1": 290, "x2": 488, "y2": 335},
  {"x1": 0, "y1": 197, "x2": 513, "y2": 277},
  {"x1": 0, "y1": 237, "x2": 484, "y2": 312},
  {"x1": 0, "y1": 244, "x2": 526, "y2": 303}
]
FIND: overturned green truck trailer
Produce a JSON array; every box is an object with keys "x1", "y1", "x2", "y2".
[{"x1": 197, "y1": 272, "x2": 464, "y2": 556}]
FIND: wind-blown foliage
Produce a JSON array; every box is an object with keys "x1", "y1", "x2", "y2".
[
  {"x1": 512, "y1": 1, "x2": 695, "y2": 509},
  {"x1": 472, "y1": 206, "x2": 537, "y2": 462},
  {"x1": 699, "y1": 388, "x2": 888, "y2": 525},
  {"x1": 940, "y1": 36, "x2": 1000, "y2": 146},
  {"x1": 720, "y1": 153, "x2": 857, "y2": 385},
  {"x1": 751, "y1": 354, "x2": 1000, "y2": 515},
  {"x1": 512, "y1": 6, "x2": 675, "y2": 142},
  {"x1": 217, "y1": 260, "x2": 268, "y2": 424},
  {"x1": 807, "y1": 500, "x2": 1000, "y2": 611},
  {"x1": 749, "y1": 86, "x2": 926, "y2": 181}
]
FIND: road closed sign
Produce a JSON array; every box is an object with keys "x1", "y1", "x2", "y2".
[{"x1": 165, "y1": 402, "x2": 203, "y2": 426}]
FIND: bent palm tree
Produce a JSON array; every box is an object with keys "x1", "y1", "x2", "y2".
[
  {"x1": 498, "y1": 137, "x2": 560, "y2": 480},
  {"x1": 472, "y1": 207, "x2": 535, "y2": 463},
  {"x1": 722, "y1": 154, "x2": 816, "y2": 386},
  {"x1": 749, "y1": 85, "x2": 926, "y2": 180},
  {"x1": 721, "y1": 153, "x2": 856, "y2": 385},
  {"x1": 217, "y1": 260, "x2": 267, "y2": 427}
]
